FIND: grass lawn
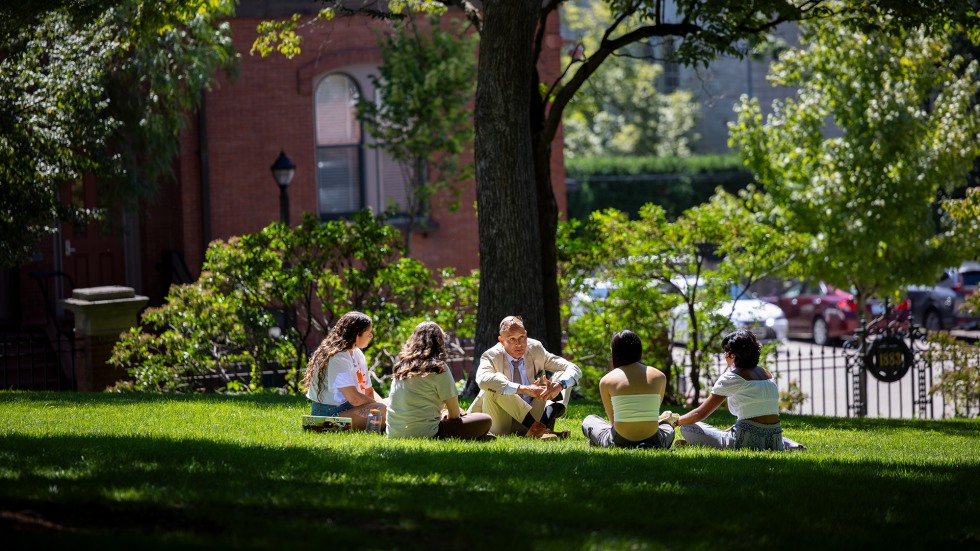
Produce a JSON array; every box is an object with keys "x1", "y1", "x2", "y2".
[{"x1": 1, "y1": 391, "x2": 978, "y2": 550}]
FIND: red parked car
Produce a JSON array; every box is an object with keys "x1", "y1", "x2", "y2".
[{"x1": 760, "y1": 280, "x2": 909, "y2": 346}]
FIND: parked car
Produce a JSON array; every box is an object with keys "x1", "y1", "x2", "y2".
[
  {"x1": 907, "y1": 262, "x2": 980, "y2": 330},
  {"x1": 568, "y1": 278, "x2": 613, "y2": 322},
  {"x1": 668, "y1": 276, "x2": 788, "y2": 345},
  {"x1": 569, "y1": 277, "x2": 788, "y2": 344},
  {"x1": 906, "y1": 283, "x2": 960, "y2": 330},
  {"x1": 759, "y1": 280, "x2": 909, "y2": 346},
  {"x1": 939, "y1": 261, "x2": 980, "y2": 297}
]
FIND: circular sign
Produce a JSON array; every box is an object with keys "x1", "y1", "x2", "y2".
[{"x1": 864, "y1": 335, "x2": 912, "y2": 383}]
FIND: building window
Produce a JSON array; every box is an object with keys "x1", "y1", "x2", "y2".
[
  {"x1": 365, "y1": 86, "x2": 413, "y2": 218},
  {"x1": 660, "y1": 37, "x2": 680, "y2": 92},
  {"x1": 314, "y1": 73, "x2": 363, "y2": 217},
  {"x1": 375, "y1": 145, "x2": 409, "y2": 213}
]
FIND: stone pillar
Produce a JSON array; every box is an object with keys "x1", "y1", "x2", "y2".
[{"x1": 63, "y1": 286, "x2": 149, "y2": 391}]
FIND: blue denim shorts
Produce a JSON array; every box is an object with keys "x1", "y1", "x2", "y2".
[{"x1": 311, "y1": 401, "x2": 352, "y2": 416}]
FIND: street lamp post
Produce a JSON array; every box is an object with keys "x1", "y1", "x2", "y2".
[
  {"x1": 270, "y1": 151, "x2": 297, "y2": 380},
  {"x1": 270, "y1": 150, "x2": 296, "y2": 225}
]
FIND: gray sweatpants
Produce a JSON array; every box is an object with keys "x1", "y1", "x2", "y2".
[{"x1": 581, "y1": 414, "x2": 675, "y2": 449}]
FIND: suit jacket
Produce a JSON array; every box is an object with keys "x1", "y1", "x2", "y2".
[{"x1": 467, "y1": 338, "x2": 581, "y2": 413}]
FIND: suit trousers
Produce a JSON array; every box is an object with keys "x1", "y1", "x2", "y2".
[{"x1": 480, "y1": 392, "x2": 549, "y2": 436}]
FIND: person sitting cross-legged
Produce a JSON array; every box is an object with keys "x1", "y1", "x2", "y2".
[
  {"x1": 467, "y1": 315, "x2": 581, "y2": 439},
  {"x1": 386, "y1": 321, "x2": 493, "y2": 440},
  {"x1": 304, "y1": 311, "x2": 387, "y2": 431},
  {"x1": 581, "y1": 330, "x2": 675, "y2": 449},
  {"x1": 674, "y1": 329, "x2": 805, "y2": 451}
]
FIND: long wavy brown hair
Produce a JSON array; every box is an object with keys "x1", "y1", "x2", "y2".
[
  {"x1": 392, "y1": 321, "x2": 449, "y2": 380},
  {"x1": 303, "y1": 311, "x2": 373, "y2": 391}
]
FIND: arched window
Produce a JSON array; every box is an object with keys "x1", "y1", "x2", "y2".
[{"x1": 314, "y1": 74, "x2": 363, "y2": 216}]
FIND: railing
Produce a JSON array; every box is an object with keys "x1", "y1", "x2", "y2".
[
  {"x1": 0, "y1": 271, "x2": 79, "y2": 391},
  {"x1": 0, "y1": 328, "x2": 77, "y2": 390},
  {"x1": 181, "y1": 360, "x2": 297, "y2": 392},
  {"x1": 173, "y1": 335, "x2": 480, "y2": 393},
  {"x1": 445, "y1": 336, "x2": 475, "y2": 382}
]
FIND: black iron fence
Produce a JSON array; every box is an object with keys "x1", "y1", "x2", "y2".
[
  {"x1": 0, "y1": 328, "x2": 77, "y2": 391},
  {"x1": 180, "y1": 361, "x2": 299, "y2": 393},
  {"x1": 0, "y1": 270, "x2": 79, "y2": 391}
]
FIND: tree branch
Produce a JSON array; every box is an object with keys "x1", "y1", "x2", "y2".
[
  {"x1": 541, "y1": 21, "x2": 698, "y2": 147},
  {"x1": 533, "y1": 0, "x2": 565, "y2": 67},
  {"x1": 441, "y1": 0, "x2": 483, "y2": 32},
  {"x1": 542, "y1": 3, "x2": 632, "y2": 115}
]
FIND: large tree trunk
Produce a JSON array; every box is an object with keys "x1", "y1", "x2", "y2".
[
  {"x1": 530, "y1": 65, "x2": 562, "y2": 356},
  {"x1": 465, "y1": 1, "x2": 543, "y2": 396}
]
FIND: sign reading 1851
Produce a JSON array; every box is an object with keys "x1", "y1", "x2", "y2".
[{"x1": 864, "y1": 335, "x2": 913, "y2": 383}]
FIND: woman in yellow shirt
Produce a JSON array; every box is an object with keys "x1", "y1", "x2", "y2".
[{"x1": 386, "y1": 321, "x2": 493, "y2": 440}]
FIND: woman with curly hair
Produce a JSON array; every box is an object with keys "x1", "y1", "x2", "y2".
[
  {"x1": 386, "y1": 321, "x2": 493, "y2": 439},
  {"x1": 304, "y1": 311, "x2": 386, "y2": 431},
  {"x1": 674, "y1": 329, "x2": 804, "y2": 451}
]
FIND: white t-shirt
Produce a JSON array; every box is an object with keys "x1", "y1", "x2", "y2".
[
  {"x1": 306, "y1": 348, "x2": 372, "y2": 406},
  {"x1": 386, "y1": 369, "x2": 458, "y2": 439},
  {"x1": 710, "y1": 370, "x2": 780, "y2": 419}
]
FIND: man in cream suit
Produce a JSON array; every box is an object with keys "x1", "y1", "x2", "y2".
[{"x1": 467, "y1": 315, "x2": 582, "y2": 438}]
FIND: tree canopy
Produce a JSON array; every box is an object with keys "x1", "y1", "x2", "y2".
[
  {"x1": 729, "y1": 12, "x2": 980, "y2": 301},
  {"x1": 0, "y1": 0, "x2": 236, "y2": 266}
]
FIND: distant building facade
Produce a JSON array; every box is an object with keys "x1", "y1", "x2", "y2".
[{"x1": 656, "y1": 23, "x2": 801, "y2": 154}]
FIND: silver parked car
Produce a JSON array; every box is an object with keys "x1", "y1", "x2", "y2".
[{"x1": 668, "y1": 276, "x2": 788, "y2": 344}]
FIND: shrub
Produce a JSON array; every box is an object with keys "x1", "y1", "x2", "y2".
[
  {"x1": 778, "y1": 379, "x2": 808, "y2": 413},
  {"x1": 109, "y1": 210, "x2": 477, "y2": 393},
  {"x1": 925, "y1": 332, "x2": 980, "y2": 418},
  {"x1": 565, "y1": 298, "x2": 675, "y2": 402},
  {"x1": 559, "y1": 218, "x2": 679, "y2": 402}
]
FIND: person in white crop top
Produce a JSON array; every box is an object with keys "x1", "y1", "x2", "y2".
[
  {"x1": 674, "y1": 329, "x2": 804, "y2": 451},
  {"x1": 581, "y1": 330, "x2": 676, "y2": 448}
]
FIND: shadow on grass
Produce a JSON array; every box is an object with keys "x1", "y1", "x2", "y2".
[
  {"x1": 2, "y1": 430, "x2": 978, "y2": 550},
  {"x1": 0, "y1": 390, "x2": 309, "y2": 410}
]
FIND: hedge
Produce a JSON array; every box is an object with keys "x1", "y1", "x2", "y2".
[{"x1": 565, "y1": 154, "x2": 754, "y2": 220}]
